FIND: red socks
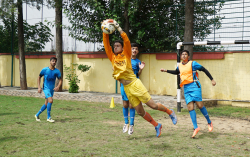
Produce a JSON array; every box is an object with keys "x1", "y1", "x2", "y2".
[
  {"x1": 143, "y1": 112, "x2": 158, "y2": 127},
  {"x1": 157, "y1": 103, "x2": 173, "y2": 115}
]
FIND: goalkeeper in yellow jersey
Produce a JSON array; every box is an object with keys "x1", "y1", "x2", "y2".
[{"x1": 102, "y1": 19, "x2": 177, "y2": 137}]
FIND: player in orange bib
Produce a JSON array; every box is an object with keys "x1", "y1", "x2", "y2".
[
  {"x1": 160, "y1": 50, "x2": 216, "y2": 138},
  {"x1": 102, "y1": 19, "x2": 177, "y2": 137}
]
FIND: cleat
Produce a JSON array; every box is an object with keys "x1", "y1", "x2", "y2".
[
  {"x1": 192, "y1": 127, "x2": 200, "y2": 138},
  {"x1": 47, "y1": 118, "x2": 55, "y2": 123},
  {"x1": 128, "y1": 125, "x2": 134, "y2": 135},
  {"x1": 208, "y1": 122, "x2": 213, "y2": 132},
  {"x1": 169, "y1": 109, "x2": 177, "y2": 125},
  {"x1": 155, "y1": 123, "x2": 162, "y2": 137},
  {"x1": 123, "y1": 124, "x2": 129, "y2": 133},
  {"x1": 35, "y1": 115, "x2": 41, "y2": 122}
]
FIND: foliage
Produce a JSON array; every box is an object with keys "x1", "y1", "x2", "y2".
[
  {"x1": 64, "y1": 0, "x2": 224, "y2": 52},
  {"x1": 64, "y1": 63, "x2": 91, "y2": 93},
  {"x1": 78, "y1": 64, "x2": 91, "y2": 72},
  {"x1": 0, "y1": 0, "x2": 45, "y2": 20},
  {"x1": 0, "y1": 15, "x2": 53, "y2": 53}
]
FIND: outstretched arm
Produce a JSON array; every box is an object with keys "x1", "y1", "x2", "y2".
[
  {"x1": 193, "y1": 61, "x2": 216, "y2": 86},
  {"x1": 120, "y1": 31, "x2": 131, "y2": 58},
  {"x1": 160, "y1": 68, "x2": 180, "y2": 75},
  {"x1": 199, "y1": 67, "x2": 216, "y2": 86},
  {"x1": 103, "y1": 33, "x2": 114, "y2": 62},
  {"x1": 112, "y1": 20, "x2": 131, "y2": 58}
]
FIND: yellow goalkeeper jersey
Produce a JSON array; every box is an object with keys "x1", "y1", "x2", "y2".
[{"x1": 103, "y1": 32, "x2": 137, "y2": 81}]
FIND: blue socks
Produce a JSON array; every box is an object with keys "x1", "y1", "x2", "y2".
[
  {"x1": 123, "y1": 107, "x2": 129, "y2": 124},
  {"x1": 189, "y1": 110, "x2": 198, "y2": 129},
  {"x1": 47, "y1": 103, "x2": 52, "y2": 119},
  {"x1": 36, "y1": 102, "x2": 54, "y2": 119},
  {"x1": 36, "y1": 104, "x2": 47, "y2": 117},
  {"x1": 200, "y1": 106, "x2": 211, "y2": 124},
  {"x1": 123, "y1": 107, "x2": 135, "y2": 125},
  {"x1": 130, "y1": 108, "x2": 135, "y2": 125}
]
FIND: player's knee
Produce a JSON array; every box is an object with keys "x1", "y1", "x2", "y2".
[
  {"x1": 137, "y1": 112, "x2": 144, "y2": 116},
  {"x1": 152, "y1": 104, "x2": 158, "y2": 110},
  {"x1": 48, "y1": 99, "x2": 53, "y2": 103},
  {"x1": 123, "y1": 101, "x2": 129, "y2": 108},
  {"x1": 147, "y1": 103, "x2": 158, "y2": 110},
  {"x1": 196, "y1": 103, "x2": 203, "y2": 109}
]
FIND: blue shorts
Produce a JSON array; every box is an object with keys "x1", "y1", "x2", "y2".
[
  {"x1": 43, "y1": 89, "x2": 54, "y2": 99},
  {"x1": 120, "y1": 84, "x2": 129, "y2": 101},
  {"x1": 184, "y1": 81, "x2": 202, "y2": 105}
]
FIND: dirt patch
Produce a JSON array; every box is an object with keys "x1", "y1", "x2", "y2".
[
  {"x1": 159, "y1": 114, "x2": 250, "y2": 134},
  {"x1": 111, "y1": 114, "x2": 250, "y2": 134}
]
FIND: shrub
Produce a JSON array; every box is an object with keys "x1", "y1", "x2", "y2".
[{"x1": 64, "y1": 63, "x2": 91, "y2": 93}]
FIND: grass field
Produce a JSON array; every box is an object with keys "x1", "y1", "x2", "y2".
[{"x1": 0, "y1": 95, "x2": 250, "y2": 156}]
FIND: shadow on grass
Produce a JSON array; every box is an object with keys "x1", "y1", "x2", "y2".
[
  {"x1": 198, "y1": 131, "x2": 220, "y2": 139},
  {"x1": 0, "y1": 113, "x2": 19, "y2": 116},
  {"x1": 127, "y1": 134, "x2": 159, "y2": 140},
  {"x1": 0, "y1": 136, "x2": 23, "y2": 144},
  {"x1": 56, "y1": 117, "x2": 84, "y2": 123}
]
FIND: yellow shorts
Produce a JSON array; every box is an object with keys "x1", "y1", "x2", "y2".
[{"x1": 123, "y1": 79, "x2": 151, "y2": 108}]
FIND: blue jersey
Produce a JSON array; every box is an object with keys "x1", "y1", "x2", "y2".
[
  {"x1": 131, "y1": 58, "x2": 141, "y2": 78},
  {"x1": 39, "y1": 67, "x2": 61, "y2": 90}
]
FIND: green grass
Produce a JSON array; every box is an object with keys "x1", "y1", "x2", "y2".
[{"x1": 0, "y1": 95, "x2": 250, "y2": 156}]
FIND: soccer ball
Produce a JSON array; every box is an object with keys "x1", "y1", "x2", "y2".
[{"x1": 101, "y1": 20, "x2": 116, "y2": 34}]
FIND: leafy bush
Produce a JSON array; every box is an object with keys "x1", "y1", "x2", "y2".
[{"x1": 64, "y1": 63, "x2": 91, "y2": 93}]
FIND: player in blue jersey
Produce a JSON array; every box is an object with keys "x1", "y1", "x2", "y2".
[
  {"x1": 121, "y1": 43, "x2": 145, "y2": 135},
  {"x1": 160, "y1": 50, "x2": 216, "y2": 138},
  {"x1": 35, "y1": 57, "x2": 62, "y2": 123}
]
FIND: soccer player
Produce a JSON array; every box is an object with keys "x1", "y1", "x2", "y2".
[
  {"x1": 35, "y1": 57, "x2": 62, "y2": 123},
  {"x1": 160, "y1": 50, "x2": 216, "y2": 138},
  {"x1": 121, "y1": 43, "x2": 145, "y2": 135},
  {"x1": 103, "y1": 19, "x2": 177, "y2": 137}
]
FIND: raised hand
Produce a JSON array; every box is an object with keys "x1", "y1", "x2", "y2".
[
  {"x1": 105, "y1": 19, "x2": 122, "y2": 32},
  {"x1": 139, "y1": 61, "x2": 145, "y2": 70},
  {"x1": 112, "y1": 20, "x2": 120, "y2": 28}
]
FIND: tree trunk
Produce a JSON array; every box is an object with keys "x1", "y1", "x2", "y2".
[
  {"x1": 184, "y1": 0, "x2": 194, "y2": 60},
  {"x1": 182, "y1": 0, "x2": 194, "y2": 99},
  {"x1": 123, "y1": 0, "x2": 129, "y2": 36},
  {"x1": 55, "y1": 0, "x2": 63, "y2": 92},
  {"x1": 18, "y1": 0, "x2": 27, "y2": 90}
]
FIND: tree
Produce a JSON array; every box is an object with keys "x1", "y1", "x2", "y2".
[
  {"x1": 184, "y1": 0, "x2": 194, "y2": 59},
  {"x1": 1, "y1": 0, "x2": 47, "y2": 90},
  {"x1": 41, "y1": 0, "x2": 65, "y2": 92},
  {"x1": 17, "y1": 0, "x2": 27, "y2": 90},
  {"x1": 0, "y1": 16, "x2": 53, "y2": 53},
  {"x1": 55, "y1": 0, "x2": 63, "y2": 92},
  {"x1": 64, "y1": 0, "x2": 224, "y2": 52}
]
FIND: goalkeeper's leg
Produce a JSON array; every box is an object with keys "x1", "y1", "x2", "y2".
[{"x1": 134, "y1": 103, "x2": 162, "y2": 137}]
